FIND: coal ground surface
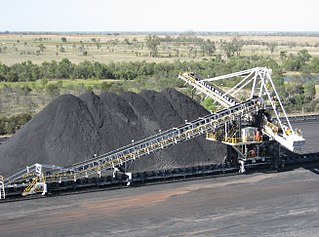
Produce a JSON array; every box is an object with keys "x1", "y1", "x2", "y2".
[
  {"x1": 291, "y1": 121, "x2": 319, "y2": 154},
  {"x1": 0, "y1": 88, "x2": 226, "y2": 176},
  {"x1": 1, "y1": 164, "x2": 319, "y2": 237}
]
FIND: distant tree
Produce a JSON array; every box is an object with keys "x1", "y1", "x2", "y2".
[
  {"x1": 309, "y1": 57, "x2": 319, "y2": 73},
  {"x1": 0, "y1": 63, "x2": 9, "y2": 81},
  {"x1": 280, "y1": 51, "x2": 287, "y2": 61},
  {"x1": 73, "y1": 60, "x2": 94, "y2": 79},
  {"x1": 38, "y1": 43, "x2": 46, "y2": 52},
  {"x1": 93, "y1": 62, "x2": 114, "y2": 79},
  {"x1": 57, "y1": 58, "x2": 73, "y2": 78},
  {"x1": 59, "y1": 45, "x2": 66, "y2": 53},
  {"x1": 283, "y1": 54, "x2": 302, "y2": 71},
  {"x1": 283, "y1": 49, "x2": 312, "y2": 71},
  {"x1": 174, "y1": 48, "x2": 180, "y2": 57},
  {"x1": 303, "y1": 82, "x2": 316, "y2": 101},
  {"x1": 222, "y1": 37, "x2": 243, "y2": 58},
  {"x1": 145, "y1": 35, "x2": 161, "y2": 57},
  {"x1": 232, "y1": 37, "x2": 243, "y2": 56},
  {"x1": 61, "y1": 37, "x2": 67, "y2": 43},
  {"x1": 288, "y1": 41, "x2": 296, "y2": 48},
  {"x1": 95, "y1": 42, "x2": 101, "y2": 50},
  {"x1": 78, "y1": 46, "x2": 88, "y2": 56},
  {"x1": 298, "y1": 49, "x2": 311, "y2": 62},
  {"x1": 268, "y1": 42, "x2": 277, "y2": 53},
  {"x1": 187, "y1": 45, "x2": 197, "y2": 58},
  {"x1": 200, "y1": 39, "x2": 216, "y2": 56},
  {"x1": 39, "y1": 62, "x2": 51, "y2": 79},
  {"x1": 124, "y1": 38, "x2": 130, "y2": 45}
]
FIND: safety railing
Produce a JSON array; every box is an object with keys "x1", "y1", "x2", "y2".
[{"x1": 0, "y1": 175, "x2": 5, "y2": 199}]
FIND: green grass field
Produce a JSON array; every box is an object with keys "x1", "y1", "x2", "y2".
[{"x1": 0, "y1": 79, "x2": 123, "y2": 90}]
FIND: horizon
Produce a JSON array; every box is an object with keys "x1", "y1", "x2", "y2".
[
  {"x1": 1, "y1": 0, "x2": 319, "y2": 32},
  {"x1": 1, "y1": 30, "x2": 319, "y2": 35}
]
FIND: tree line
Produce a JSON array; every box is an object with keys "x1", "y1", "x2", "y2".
[{"x1": 0, "y1": 49, "x2": 319, "y2": 83}]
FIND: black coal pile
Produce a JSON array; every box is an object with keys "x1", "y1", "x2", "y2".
[{"x1": 0, "y1": 88, "x2": 226, "y2": 176}]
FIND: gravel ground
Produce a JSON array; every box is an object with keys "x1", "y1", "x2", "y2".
[
  {"x1": 1, "y1": 96, "x2": 318, "y2": 236},
  {"x1": 291, "y1": 121, "x2": 319, "y2": 154},
  {"x1": 1, "y1": 165, "x2": 319, "y2": 237}
]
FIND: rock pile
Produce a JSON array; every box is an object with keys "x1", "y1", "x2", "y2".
[{"x1": 0, "y1": 88, "x2": 226, "y2": 176}]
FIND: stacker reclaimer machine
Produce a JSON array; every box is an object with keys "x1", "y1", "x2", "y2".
[{"x1": 0, "y1": 67, "x2": 305, "y2": 198}]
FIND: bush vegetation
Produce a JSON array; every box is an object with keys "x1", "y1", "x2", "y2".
[
  {"x1": 1, "y1": 49, "x2": 318, "y2": 83},
  {"x1": 1, "y1": 47, "x2": 319, "y2": 134},
  {"x1": 0, "y1": 113, "x2": 32, "y2": 135}
]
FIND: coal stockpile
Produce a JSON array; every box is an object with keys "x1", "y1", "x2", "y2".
[{"x1": 0, "y1": 88, "x2": 226, "y2": 176}]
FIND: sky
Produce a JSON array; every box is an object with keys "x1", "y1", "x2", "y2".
[{"x1": 1, "y1": 0, "x2": 319, "y2": 32}]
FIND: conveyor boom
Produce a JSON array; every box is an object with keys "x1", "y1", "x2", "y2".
[
  {"x1": 5, "y1": 98, "x2": 262, "y2": 185},
  {"x1": 178, "y1": 72, "x2": 240, "y2": 107}
]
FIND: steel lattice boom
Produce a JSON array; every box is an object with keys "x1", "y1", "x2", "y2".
[{"x1": 179, "y1": 67, "x2": 305, "y2": 152}]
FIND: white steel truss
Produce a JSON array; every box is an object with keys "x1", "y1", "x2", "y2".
[{"x1": 179, "y1": 67, "x2": 305, "y2": 152}]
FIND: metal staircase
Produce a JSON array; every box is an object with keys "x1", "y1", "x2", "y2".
[{"x1": 22, "y1": 176, "x2": 39, "y2": 196}]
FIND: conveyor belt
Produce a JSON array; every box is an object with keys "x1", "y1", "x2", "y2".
[
  {"x1": 178, "y1": 72, "x2": 240, "y2": 107},
  {"x1": 5, "y1": 98, "x2": 262, "y2": 186}
]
